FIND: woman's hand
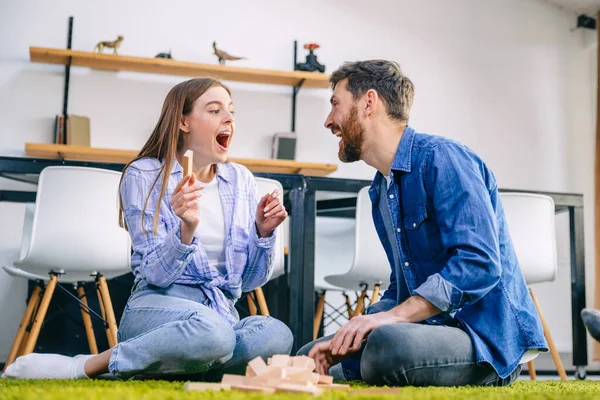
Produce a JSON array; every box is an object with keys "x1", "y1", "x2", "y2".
[
  {"x1": 170, "y1": 174, "x2": 204, "y2": 243},
  {"x1": 255, "y1": 189, "x2": 287, "y2": 238}
]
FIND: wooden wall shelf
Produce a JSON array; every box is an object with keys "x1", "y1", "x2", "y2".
[
  {"x1": 24, "y1": 143, "x2": 337, "y2": 177},
  {"x1": 30, "y1": 47, "x2": 331, "y2": 88}
]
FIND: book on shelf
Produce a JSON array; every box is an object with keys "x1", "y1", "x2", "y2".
[{"x1": 53, "y1": 114, "x2": 91, "y2": 146}]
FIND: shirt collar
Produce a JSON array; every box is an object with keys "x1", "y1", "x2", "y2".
[
  {"x1": 370, "y1": 125, "x2": 416, "y2": 190},
  {"x1": 390, "y1": 125, "x2": 416, "y2": 173}
]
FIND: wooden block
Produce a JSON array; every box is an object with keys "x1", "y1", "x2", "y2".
[
  {"x1": 317, "y1": 374, "x2": 334, "y2": 385},
  {"x1": 182, "y1": 149, "x2": 193, "y2": 177},
  {"x1": 271, "y1": 354, "x2": 290, "y2": 367},
  {"x1": 317, "y1": 383, "x2": 351, "y2": 390},
  {"x1": 265, "y1": 366, "x2": 286, "y2": 379},
  {"x1": 221, "y1": 374, "x2": 245, "y2": 386},
  {"x1": 248, "y1": 356, "x2": 269, "y2": 376},
  {"x1": 286, "y1": 367, "x2": 314, "y2": 382},
  {"x1": 276, "y1": 383, "x2": 323, "y2": 395},
  {"x1": 311, "y1": 373, "x2": 320, "y2": 384},
  {"x1": 245, "y1": 366, "x2": 256, "y2": 377},
  {"x1": 244, "y1": 375, "x2": 287, "y2": 388},
  {"x1": 184, "y1": 382, "x2": 230, "y2": 391},
  {"x1": 292, "y1": 355, "x2": 316, "y2": 371},
  {"x1": 231, "y1": 384, "x2": 275, "y2": 393}
]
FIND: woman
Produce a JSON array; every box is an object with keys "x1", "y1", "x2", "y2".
[{"x1": 3, "y1": 78, "x2": 293, "y2": 380}]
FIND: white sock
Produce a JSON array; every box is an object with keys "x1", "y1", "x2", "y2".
[{"x1": 2, "y1": 353, "x2": 94, "y2": 380}]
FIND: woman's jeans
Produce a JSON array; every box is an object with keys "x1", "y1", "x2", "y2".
[{"x1": 108, "y1": 281, "x2": 294, "y2": 379}]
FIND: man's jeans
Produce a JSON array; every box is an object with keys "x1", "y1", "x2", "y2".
[
  {"x1": 108, "y1": 281, "x2": 293, "y2": 379},
  {"x1": 298, "y1": 323, "x2": 521, "y2": 387}
]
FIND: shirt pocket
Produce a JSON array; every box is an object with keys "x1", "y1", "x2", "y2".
[
  {"x1": 403, "y1": 203, "x2": 427, "y2": 231},
  {"x1": 403, "y1": 203, "x2": 444, "y2": 263}
]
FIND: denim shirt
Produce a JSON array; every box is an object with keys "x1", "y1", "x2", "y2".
[
  {"x1": 364, "y1": 126, "x2": 547, "y2": 379},
  {"x1": 120, "y1": 157, "x2": 276, "y2": 325}
]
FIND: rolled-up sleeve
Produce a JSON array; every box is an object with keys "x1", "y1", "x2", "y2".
[{"x1": 413, "y1": 142, "x2": 501, "y2": 317}]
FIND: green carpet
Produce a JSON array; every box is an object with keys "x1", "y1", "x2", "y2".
[{"x1": 1, "y1": 380, "x2": 600, "y2": 400}]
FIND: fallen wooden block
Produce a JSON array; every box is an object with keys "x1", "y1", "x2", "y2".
[
  {"x1": 245, "y1": 375, "x2": 288, "y2": 388},
  {"x1": 317, "y1": 374, "x2": 334, "y2": 385},
  {"x1": 275, "y1": 383, "x2": 323, "y2": 395},
  {"x1": 317, "y1": 383, "x2": 350, "y2": 390},
  {"x1": 184, "y1": 382, "x2": 230, "y2": 392},
  {"x1": 221, "y1": 374, "x2": 246, "y2": 386},
  {"x1": 231, "y1": 383, "x2": 276, "y2": 393},
  {"x1": 248, "y1": 356, "x2": 269, "y2": 376}
]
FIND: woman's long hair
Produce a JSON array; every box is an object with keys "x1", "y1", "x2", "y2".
[{"x1": 118, "y1": 78, "x2": 231, "y2": 234}]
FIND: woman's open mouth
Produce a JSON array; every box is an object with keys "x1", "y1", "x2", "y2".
[{"x1": 216, "y1": 131, "x2": 231, "y2": 150}]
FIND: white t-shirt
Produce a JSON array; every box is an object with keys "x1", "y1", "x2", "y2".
[{"x1": 196, "y1": 176, "x2": 227, "y2": 276}]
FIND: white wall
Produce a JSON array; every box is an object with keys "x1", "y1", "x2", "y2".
[{"x1": 0, "y1": 0, "x2": 597, "y2": 370}]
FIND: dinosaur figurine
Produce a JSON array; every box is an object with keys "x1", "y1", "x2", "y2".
[
  {"x1": 212, "y1": 41, "x2": 245, "y2": 65},
  {"x1": 94, "y1": 35, "x2": 124, "y2": 55},
  {"x1": 155, "y1": 50, "x2": 173, "y2": 59}
]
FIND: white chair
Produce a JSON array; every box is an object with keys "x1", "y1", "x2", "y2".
[
  {"x1": 500, "y1": 192, "x2": 567, "y2": 381},
  {"x1": 313, "y1": 216, "x2": 359, "y2": 339},
  {"x1": 247, "y1": 177, "x2": 286, "y2": 316},
  {"x1": 2, "y1": 166, "x2": 131, "y2": 371},
  {"x1": 316, "y1": 186, "x2": 390, "y2": 338}
]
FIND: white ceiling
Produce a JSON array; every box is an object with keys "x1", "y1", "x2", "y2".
[{"x1": 541, "y1": 0, "x2": 600, "y2": 14}]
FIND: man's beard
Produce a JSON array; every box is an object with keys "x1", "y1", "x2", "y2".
[{"x1": 335, "y1": 105, "x2": 365, "y2": 163}]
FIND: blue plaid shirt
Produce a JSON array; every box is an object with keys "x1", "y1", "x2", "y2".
[{"x1": 120, "y1": 157, "x2": 276, "y2": 325}]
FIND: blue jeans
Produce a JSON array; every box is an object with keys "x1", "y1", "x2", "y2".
[
  {"x1": 298, "y1": 323, "x2": 521, "y2": 387},
  {"x1": 108, "y1": 281, "x2": 293, "y2": 379}
]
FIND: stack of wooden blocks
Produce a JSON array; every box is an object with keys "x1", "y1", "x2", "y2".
[{"x1": 184, "y1": 355, "x2": 350, "y2": 395}]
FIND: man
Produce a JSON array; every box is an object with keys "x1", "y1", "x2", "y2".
[
  {"x1": 582, "y1": 308, "x2": 600, "y2": 342},
  {"x1": 298, "y1": 60, "x2": 547, "y2": 387}
]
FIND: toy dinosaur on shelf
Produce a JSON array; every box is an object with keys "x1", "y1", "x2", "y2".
[
  {"x1": 94, "y1": 35, "x2": 124, "y2": 55},
  {"x1": 213, "y1": 41, "x2": 245, "y2": 65},
  {"x1": 155, "y1": 50, "x2": 173, "y2": 59}
]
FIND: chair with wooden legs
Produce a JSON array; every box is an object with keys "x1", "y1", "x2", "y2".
[
  {"x1": 500, "y1": 192, "x2": 567, "y2": 381},
  {"x1": 2, "y1": 166, "x2": 131, "y2": 372},
  {"x1": 245, "y1": 178, "x2": 286, "y2": 317},
  {"x1": 315, "y1": 186, "x2": 390, "y2": 339}
]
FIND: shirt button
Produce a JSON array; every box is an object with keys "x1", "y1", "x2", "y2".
[
  {"x1": 396, "y1": 228, "x2": 401, "y2": 233},
  {"x1": 389, "y1": 194, "x2": 394, "y2": 199},
  {"x1": 413, "y1": 223, "x2": 416, "y2": 228},
  {"x1": 404, "y1": 262, "x2": 409, "y2": 266},
  {"x1": 432, "y1": 319, "x2": 437, "y2": 323}
]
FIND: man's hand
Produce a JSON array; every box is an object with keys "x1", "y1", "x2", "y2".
[
  {"x1": 330, "y1": 311, "x2": 400, "y2": 357},
  {"x1": 308, "y1": 340, "x2": 349, "y2": 375}
]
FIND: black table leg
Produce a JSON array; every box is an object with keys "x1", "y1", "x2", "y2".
[
  {"x1": 570, "y1": 205, "x2": 588, "y2": 378},
  {"x1": 288, "y1": 186, "x2": 316, "y2": 353}
]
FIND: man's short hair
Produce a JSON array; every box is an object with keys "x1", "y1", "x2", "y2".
[{"x1": 330, "y1": 60, "x2": 415, "y2": 122}]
